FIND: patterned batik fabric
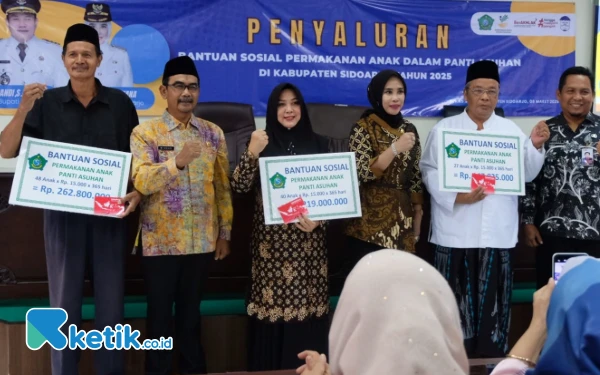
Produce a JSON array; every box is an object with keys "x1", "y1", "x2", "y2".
[
  {"x1": 130, "y1": 110, "x2": 233, "y2": 256},
  {"x1": 434, "y1": 246, "x2": 513, "y2": 358},
  {"x1": 521, "y1": 113, "x2": 600, "y2": 240},
  {"x1": 231, "y1": 149, "x2": 329, "y2": 323},
  {"x1": 344, "y1": 114, "x2": 423, "y2": 251}
]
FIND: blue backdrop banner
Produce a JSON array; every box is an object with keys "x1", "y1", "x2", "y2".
[{"x1": 0, "y1": 0, "x2": 575, "y2": 117}]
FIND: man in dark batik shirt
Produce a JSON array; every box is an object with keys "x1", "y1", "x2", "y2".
[{"x1": 521, "y1": 66, "x2": 600, "y2": 289}]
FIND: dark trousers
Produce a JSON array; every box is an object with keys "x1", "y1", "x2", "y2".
[
  {"x1": 44, "y1": 210, "x2": 126, "y2": 375},
  {"x1": 142, "y1": 253, "x2": 213, "y2": 375},
  {"x1": 247, "y1": 316, "x2": 330, "y2": 371},
  {"x1": 536, "y1": 234, "x2": 600, "y2": 289}
]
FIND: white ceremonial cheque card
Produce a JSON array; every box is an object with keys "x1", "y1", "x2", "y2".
[
  {"x1": 259, "y1": 152, "x2": 362, "y2": 225},
  {"x1": 9, "y1": 137, "x2": 131, "y2": 216},
  {"x1": 437, "y1": 128, "x2": 525, "y2": 195}
]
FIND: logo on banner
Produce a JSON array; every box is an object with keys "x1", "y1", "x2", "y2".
[
  {"x1": 445, "y1": 143, "x2": 461, "y2": 158},
  {"x1": 269, "y1": 172, "x2": 287, "y2": 189},
  {"x1": 472, "y1": 11, "x2": 574, "y2": 38},
  {"x1": 513, "y1": 18, "x2": 538, "y2": 28},
  {"x1": 478, "y1": 14, "x2": 494, "y2": 30},
  {"x1": 560, "y1": 16, "x2": 570, "y2": 31},
  {"x1": 498, "y1": 15, "x2": 509, "y2": 28},
  {"x1": 28, "y1": 154, "x2": 48, "y2": 171},
  {"x1": 538, "y1": 18, "x2": 558, "y2": 29}
]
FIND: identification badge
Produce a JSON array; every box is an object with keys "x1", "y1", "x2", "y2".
[
  {"x1": 277, "y1": 197, "x2": 309, "y2": 224},
  {"x1": 471, "y1": 173, "x2": 496, "y2": 194},
  {"x1": 582, "y1": 147, "x2": 594, "y2": 167},
  {"x1": 158, "y1": 145, "x2": 174, "y2": 151},
  {"x1": 94, "y1": 197, "x2": 125, "y2": 217}
]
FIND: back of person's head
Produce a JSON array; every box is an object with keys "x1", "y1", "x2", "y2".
[
  {"x1": 531, "y1": 256, "x2": 600, "y2": 374},
  {"x1": 329, "y1": 249, "x2": 469, "y2": 375}
]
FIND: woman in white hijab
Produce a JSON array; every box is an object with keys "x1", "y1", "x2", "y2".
[{"x1": 297, "y1": 249, "x2": 469, "y2": 375}]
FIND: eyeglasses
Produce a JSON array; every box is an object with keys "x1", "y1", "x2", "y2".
[
  {"x1": 166, "y1": 83, "x2": 199, "y2": 93},
  {"x1": 470, "y1": 88, "x2": 499, "y2": 98}
]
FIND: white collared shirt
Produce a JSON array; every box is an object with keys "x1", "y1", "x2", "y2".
[
  {"x1": 0, "y1": 36, "x2": 69, "y2": 87},
  {"x1": 96, "y1": 42, "x2": 133, "y2": 87},
  {"x1": 420, "y1": 110, "x2": 545, "y2": 249}
]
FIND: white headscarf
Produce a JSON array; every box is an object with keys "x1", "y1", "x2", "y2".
[{"x1": 329, "y1": 249, "x2": 469, "y2": 375}]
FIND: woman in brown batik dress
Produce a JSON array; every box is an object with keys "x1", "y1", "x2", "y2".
[
  {"x1": 230, "y1": 82, "x2": 330, "y2": 371},
  {"x1": 345, "y1": 69, "x2": 424, "y2": 268}
]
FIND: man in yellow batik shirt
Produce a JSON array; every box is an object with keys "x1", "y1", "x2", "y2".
[{"x1": 130, "y1": 56, "x2": 233, "y2": 375}]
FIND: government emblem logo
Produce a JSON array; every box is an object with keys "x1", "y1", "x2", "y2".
[
  {"x1": 28, "y1": 154, "x2": 48, "y2": 171},
  {"x1": 269, "y1": 172, "x2": 286, "y2": 189},
  {"x1": 445, "y1": 143, "x2": 461, "y2": 158},
  {"x1": 478, "y1": 14, "x2": 494, "y2": 30},
  {"x1": 560, "y1": 16, "x2": 570, "y2": 32}
]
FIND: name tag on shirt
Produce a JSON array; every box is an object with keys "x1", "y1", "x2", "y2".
[
  {"x1": 158, "y1": 146, "x2": 174, "y2": 151},
  {"x1": 582, "y1": 147, "x2": 594, "y2": 167}
]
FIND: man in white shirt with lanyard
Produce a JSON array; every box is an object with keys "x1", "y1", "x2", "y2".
[{"x1": 420, "y1": 60, "x2": 550, "y2": 359}]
